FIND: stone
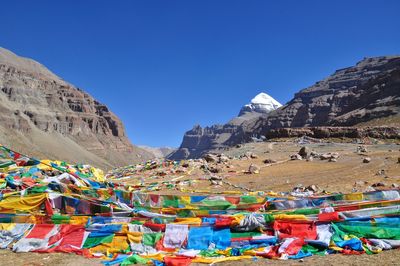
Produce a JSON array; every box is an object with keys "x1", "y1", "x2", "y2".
[
  {"x1": 298, "y1": 146, "x2": 310, "y2": 158},
  {"x1": 306, "y1": 184, "x2": 319, "y2": 192},
  {"x1": 363, "y1": 157, "x2": 371, "y2": 163},
  {"x1": 371, "y1": 182, "x2": 386, "y2": 187},
  {"x1": 391, "y1": 183, "x2": 399, "y2": 188},
  {"x1": 354, "y1": 180, "x2": 367, "y2": 186},
  {"x1": 376, "y1": 169, "x2": 386, "y2": 176},
  {"x1": 210, "y1": 175, "x2": 223, "y2": 181},
  {"x1": 306, "y1": 156, "x2": 314, "y2": 162},
  {"x1": 218, "y1": 154, "x2": 230, "y2": 163},
  {"x1": 320, "y1": 153, "x2": 331, "y2": 160},
  {"x1": 357, "y1": 146, "x2": 368, "y2": 153},
  {"x1": 329, "y1": 158, "x2": 337, "y2": 162},
  {"x1": 250, "y1": 153, "x2": 258, "y2": 159},
  {"x1": 209, "y1": 166, "x2": 222, "y2": 173},
  {"x1": 263, "y1": 158, "x2": 277, "y2": 164},
  {"x1": 398, "y1": 157, "x2": 400, "y2": 164},
  {"x1": 210, "y1": 180, "x2": 222, "y2": 186},
  {"x1": 156, "y1": 170, "x2": 167, "y2": 176},
  {"x1": 310, "y1": 151, "x2": 320, "y2": 157},
  {"x1": 364, "y1": 186, "x2": 375, "y2": 192},
  {"x1": 203, "y1": 153, "x2": 218, "y2": 163},
  {"x1": 330, "y1": 152, "x2": 340, "y2": 159},
  {"x1": 248, "y1": 164, "x2": 260, "y2": 174},
  {"x1": 290, "y1": 154, "x2": 302, "y2": 160}
]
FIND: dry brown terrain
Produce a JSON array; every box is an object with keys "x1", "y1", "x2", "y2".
[
  {"x1": 120, "y1": 140, "x2": 400, "y2": 196},
  {"x1": 0, "y1": 244, "x2": 398, "y2": 266}
]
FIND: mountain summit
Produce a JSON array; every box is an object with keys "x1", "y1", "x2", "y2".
[{"x1": 239, "y1": 92, "x2": 282, "y2": 116}]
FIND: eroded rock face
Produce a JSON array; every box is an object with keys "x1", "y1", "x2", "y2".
[
  {"x1": 264, "y1": 127, "x2": 400, "y2": 139},
  {"x1": 168, "y1": 124, "x2": 249, "y2": 160},
  {"x1": 0, "y1": 47, "x2": 152, "y2": 168},
  {"x1": 256, "y1": 56, "x2": 400, "y2": 132},
  {"x1": 170, "y1": 56, "x2": 400, "y2": 160}
]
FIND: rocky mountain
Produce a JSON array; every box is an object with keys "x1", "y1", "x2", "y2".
[
  {"x1": 0, "y1": 47, "x2": 153, "y2": 169},
  {"x1": 170, "y1": 56, "x2": 400, "y2": 160},
  {"x1": 168, "y1": 93, "x2": 282, "y2": 160},
  {"x1": 253, "y1": 56, "x2": 400, "y2": 134},
  {"x1": 138, "y1": 146, "x2": 176, "y2": 159}
]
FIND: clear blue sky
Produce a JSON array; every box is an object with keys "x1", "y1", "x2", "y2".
[{"x1": 1, "y1": 1, "x2": 399, "y2": 147}]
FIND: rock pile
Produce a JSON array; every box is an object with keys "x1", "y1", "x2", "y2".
[{"x1": 290, "y1": 147, "x2": 340, "y2": 162}]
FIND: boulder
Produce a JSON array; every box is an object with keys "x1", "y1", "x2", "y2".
[
  {"x1": 354, "y1": 180, "x2": 367, "y2": 186},
  {"x1": 320, "y1": 152, "x2": 340, "y2": 160},
  {"x1": 218, "y1": 154, "x2": 230, "y2": 163},
  {"x1": 248, "y1": 164, "x2": 260, "y2": 174},
  {"x1": 357, "y1": 146, "x2": 368, "y2": 153},
  {"x1": 263, "y1": 158, "x2": 277, "y2": 164},
  {"x1": 250, "y1": 153, "x2": 259, "y2": 159},
  {"x1": 363, "y1": 157, "x2": 371, "y2": 163},
  {"x1": 372, "y1": 182, "x2": 386, "y2": 187},
  {"x1": 210, "y1": 175, "x2": 223, "y2": 181},
  {"x1": 204, "y1": 153, "x2": 218, "y2": 163},
  {"x1": 306, "y1": 184, "x2": 319, "y2": 192},
  {"x1": 364, "y1": 186, "x2": 376, "y2": 192},
  {"x1": 209, "y1": 166, "x2": 223, "y2": 173},
  {"x1": 320, "y1": 153, "x2": 331, "y2": 160},
  {"x1": 290, "y1": 154, "x2": 302, "y2": 160},
  {"x1": 298, "y1": 146, "x2": 310, "y2": 158}
]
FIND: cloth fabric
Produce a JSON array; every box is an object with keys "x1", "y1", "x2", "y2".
[
  {"x1": 187, "y1": 226, "x2": 213, "y2": 250},
  {"x1": 0, "y1": 194, "x2": 47, "y2": 213},
  {"x1": 163, "y1": 224, "x2": 188, "y2": 249}
]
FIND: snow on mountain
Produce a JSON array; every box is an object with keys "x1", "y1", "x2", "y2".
[{"x1": 238, "y1": 92, "x2": 282, "y2": 116}]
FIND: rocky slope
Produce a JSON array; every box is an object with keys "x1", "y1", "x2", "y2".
[
  {"x1": 264, "y1": 126, "x2": 400, "y2": 139},
  {"x1": 253, "y1": 56, "x2": 400, "y2": 134},
  {"x1": 170, "y1": 56, "x2": 400, "y2": 160},
  {"x1": 0, "y1": 47, "x2": 152, "y2": 169}
]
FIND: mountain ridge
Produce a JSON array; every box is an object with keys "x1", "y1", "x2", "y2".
[
  {"x1": 0, "y1": 47, "x2": 153, "y2": 169},
  {"x1": 169, "y1": 55, "x2": 400, "y2": 160}
]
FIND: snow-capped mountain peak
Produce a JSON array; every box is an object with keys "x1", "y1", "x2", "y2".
[{"x1": 239, "y1": 92, "x2": 282, "y2": 116}]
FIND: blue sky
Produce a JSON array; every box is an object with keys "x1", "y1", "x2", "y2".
[{"x1": 1, "y1": 1, "x2": 399, "y2": 147}]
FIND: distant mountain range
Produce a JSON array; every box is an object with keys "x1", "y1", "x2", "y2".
[
  {"x1": 138, "y1": 146, "x2": 176, "y2": 159},
  {"x1": 169, "y1": 55, "x2": 400, "y2": 160},
  {"x1": 0, "y1": 47, "x2": 152, "y2": 169}
]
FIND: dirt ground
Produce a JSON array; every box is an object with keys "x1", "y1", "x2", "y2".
[
  {"x1": 223, "y1": 141, "x2": 400, "y2": 194},
  {"x1": 0, "y1": 249, "x2": 101, "y2": 266},
  {"x1": 0, "y1": 248, "x2": 399, "y2": 266},
  {"x1": 122, "y1": 141, "x2": 400, "y2": 196}
]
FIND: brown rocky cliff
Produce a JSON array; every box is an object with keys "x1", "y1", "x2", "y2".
[
  {"x1": 0, "y1": 47, "x2": 152, "y2": 168},
  {"x1": 170, "y1": 56, "x2": 400, "y2": 160},
  {"x1": 262, "y1": 56, "x2": 400, "y2": 129}
]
